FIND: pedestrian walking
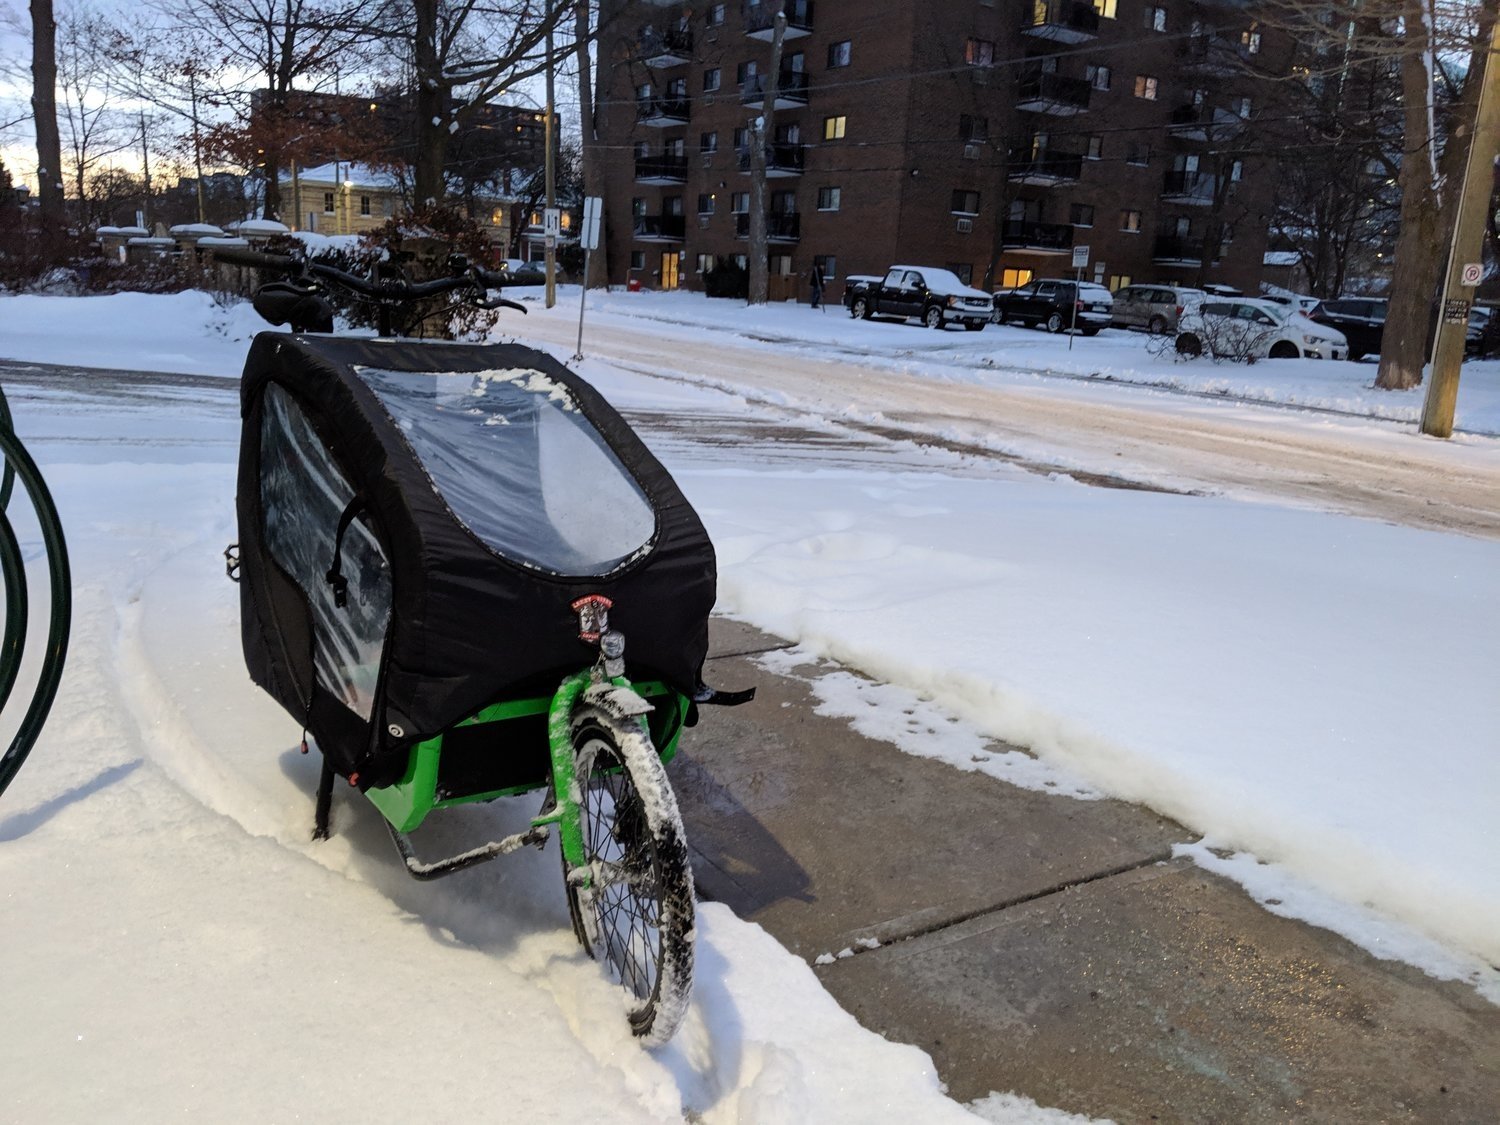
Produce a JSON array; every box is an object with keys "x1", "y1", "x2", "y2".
[{"x1": 808, "y1": 263, "x2": 825, "y2": 310}]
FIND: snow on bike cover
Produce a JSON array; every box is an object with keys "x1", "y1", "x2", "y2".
[{"x1": 236, "y1": 333, "x2": 716, "y2": 788}]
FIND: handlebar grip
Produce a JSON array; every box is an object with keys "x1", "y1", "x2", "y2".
[{"x1": 210, "y1": 247, "x2": 300, "y2": 272}]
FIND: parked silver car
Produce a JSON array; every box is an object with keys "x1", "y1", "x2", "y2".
[{"x1": 1110, "y1": 284, "x2": 1205, "y2": 334}]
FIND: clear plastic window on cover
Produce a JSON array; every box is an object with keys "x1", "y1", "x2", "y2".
[
  {"x1": 260, "y1": 383, "x2": 392, "y2": 719},
  {"x1": 353, "y1": 365, "x2": 657, "y2": 576}
]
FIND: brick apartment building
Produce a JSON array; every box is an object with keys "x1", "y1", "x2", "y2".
[{"x1": 597, "y1": 0, "x2": 1289, "y2": 295}]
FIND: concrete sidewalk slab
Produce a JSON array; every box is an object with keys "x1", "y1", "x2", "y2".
[{"x1": 676, "y1": 619, "x2": 1500, "y2": 1123}]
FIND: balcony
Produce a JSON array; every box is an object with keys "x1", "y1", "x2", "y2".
[
  {"x1": 1021, "y1": 0, "x2": 1100, "y2": 43},
  {"x1": 741, "y1": 70, "x2": 809, "y2": 109},
  {"x1": 1152, "y1": 235, "x2": 1203, "y2": 264},
  {"x1": 1016, "y1": 71, "x2": 1091, "y2": 116},
  {"x1": 745, "y1": 0, "x2": 813, "y2": 40},
  {"x1": 1161, "y1": 169, "x2": 1218, "y2": 205},
  {"x1": 634, "y1": 154, "x2": 689, "y2": 185},
  {"x1": 633, "y1": 214, "x2": 686, "y2": 242},
  {"x1": 1000, "y1": 220, "x2": 1074, "y2": 253},
  {"x1": 733, "y1": 212, "x2": 802, "y2": 241},
  {"x1": 639, "y1": 25, "x2": 693, "y2": 68},
  {"x1": 636, "y1": 96, "x2": 690, "y2": 127},
  {"x1": 1168, "y1": 104, "x2": 1245, "y2": 142},
  {"x1": 1007, "y1": 149, "x2": 1083, "y2": 185},
  {"x1": 736, "y1": 142, "x2": 806, "y2": 177},
  {"x1": 1177, "y1": 35, "x2": 1248, "y2": 76}
]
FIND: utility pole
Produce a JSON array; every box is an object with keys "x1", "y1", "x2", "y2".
[
  {"x1": 747, "y1": 3, "x2": 786, "y2": 305},
  {"x1": 1421, "y1": 15, "x2": 1500, "y2": 438},
  {"x1": 544, "y1": 0, "x2": 557, "y2": 308}
]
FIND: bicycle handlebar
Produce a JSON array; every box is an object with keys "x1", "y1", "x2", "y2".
[{"x1": 212, "y1": 248, "x2": 539, "y2": 311}]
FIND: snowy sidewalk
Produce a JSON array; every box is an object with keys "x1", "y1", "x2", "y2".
[{"x1": 683, "y1": 621, "x2": 1500, "y2": 1123}]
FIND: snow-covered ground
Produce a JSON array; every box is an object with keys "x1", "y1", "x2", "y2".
[{"x1": 1, "y1": 286, "x2": 1497, "y2": 1121}]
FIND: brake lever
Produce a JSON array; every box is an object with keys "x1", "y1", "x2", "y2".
[{"x1": 478, "y1": 296, "x2": 529, "y2": 314}]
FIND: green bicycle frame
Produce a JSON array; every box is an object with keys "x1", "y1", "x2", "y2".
[{"x1": 364, "y1": 674, "x2": 689, "y2": 876}]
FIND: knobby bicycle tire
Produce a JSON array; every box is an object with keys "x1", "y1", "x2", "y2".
[{"x1": 564, "y1": 703, "x2": 694, "y2": 1045}]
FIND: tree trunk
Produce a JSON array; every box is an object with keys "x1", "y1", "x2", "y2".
[
  {"x1": 1377, "y1": 0, "x2": 1446, "y2": 391},
  {"x1": 29, "y1": 0, "x2": 65, "y2": 226},
  {"x1": 747, "y1": 3, "x2": 786, "y2": 305},
  {"x1": 412, "y1": 0, "x2": 447, "y2": 209},
  {"x1": 576, "y1": 0, "x2": 606, "y2": 287}
]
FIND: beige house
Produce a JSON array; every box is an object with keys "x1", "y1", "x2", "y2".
[{"x1": 280, "y1": 162, "x2": 514, "y2": 244}]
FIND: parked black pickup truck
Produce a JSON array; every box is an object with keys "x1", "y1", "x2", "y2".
[{"x1": 844, "y1": 265, "x2": 994, "y2": 331}]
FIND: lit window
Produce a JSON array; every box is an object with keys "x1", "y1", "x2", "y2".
[
  {"x1": 1001, "y1": 267, "x2": 1033, "y2": 288},
  {"x1": 1093, "y1": 0, "x2": 1117, "y2": 17},
  {"x1": 1109, "y1": 274, "x2": 1132, "y2": 291},
  {"x1": 823, "y1": 115, "x2": 847, "y2": 140},
  {"x1": 1133, "y1": 75, "x2": 1158, "y2": 100},
  {"x1": 1120, "y1": 209, "x2": 1142, "y2": 232},
  {"x1": 964, "y1": 38, "x2": 994, "y2": 67},
  {"x1": 1243, "y1": 25, "x2": 1262, "y2": 53}
]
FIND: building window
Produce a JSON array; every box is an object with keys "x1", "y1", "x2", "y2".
[
  {"x1": 1087, "y1": 64, "x2": 1111, "y2": 91},
  {"x1": 964, "y1": 38, "x2": 994, "y2": 66},
  {"x1": 1120, "y1": 209, "x2": 1142, "y2": 232},
  {"x1": 813, "y1": 254, "x2": 837, "y2": 280},
  {"x1": 323, "y1": 192, "x2": 334, "y2": 213},
  {"x1": 706, "y1": 3, "x2": 724, "y2": 25},
  {"x1": 1231, "y1": 159, "x2": 1244, "y2": 181},
  {"x1": 1093, "y1": 0, "x2": 1117, "y2": 17},
  {"x1": 1126, "y1": 142, "x2": 1149, "y2": 166},
  {"x1": 823, "y1": 115, "x2": 847, "y2": 140},
  {"x1": 629, "y1": 250, "x2": 645, "y2": 270},
  {"x1": 733, "y1": 126, "x2": 749, "y2": 149},
  {"x1": 959, "y1": 114, "x2": 988, "y2": 141},
  {"x1": 945, "y1": 262, "x2": 973, "y2": 284},
  {"x1": 704, "y1": 68, "x2": 720, "y2": 92},
  {"x1": 1001, "y1": 267, "x2": 1033, "y2": 289},
  {"x1": 1243, "y1": 24, "x2": 1262, "y2": 53},
  {"x1": 701, "y1": 131, "x2": 718, "y2": 153},
  {"x1": 734, "y1": 254, "x2": 747, "y2": 269},
  {"x1": 817, "y1": 186, "x2": 841, "y2": 211},
  {"x1": 359, "y1": 194, "x2": 370, "y2": 216},
  {"x1": 1086, "y1": 135, "x2": 1104, "y2": 160},
  {"x1": 950, "y1": 189, "x2": 980, "y2": 215},
  {"x1": 1144, "y1": 5, "x2": 1167, "y2": 31},
  {"x1": 730, "y1": 192, "x2": 749, "y2": 213},
  {"x1": 636, "y1": 82, "x2": 651, "y2": 104},
  {"x1": 1093, "y1": 262, "x2": 1106, "y2": 284},
  {"x1": 1069, "y1": 203, "x2": 1095, "y2": 227},
  {"x1": 828, "y1": 39, "x2": 851, "y2": 67},
  {"x1": 1236, "y1": 96, "x2": 1253, "y2": 118},
  {"x1": 1109, "y1": 274, "x2": 1131, "y2": 291},
  {"x1": 697, "y1": 253, "x2": 715, "y2": 273},
  {"x1": 1133, "y1": 75, "x2": 1158, "y2": 100},
  {"x1": 736, "y1": 60, "x2": 758, "y2": 85},
  {"x1": 698, "y1": 193, "x2": 715, "y2": 214},
  {"x1": 1220, "y1": 222, "x2": 1235, "y2": 243}
]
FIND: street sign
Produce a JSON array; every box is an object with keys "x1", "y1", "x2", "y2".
[
  {"x1": 544, "y1": 234, "x2": 557, "y2": 250},
  {"x1": 543, "y1": 207, "x2": 561, "y2": 237},
  {"x1": 581, "y1": 196, "x2": 602, "y2": 251},
  {"x1": 1461, "y1": 262, "x2": 1483, "y2": 287},
  {"x1": 1071, "y1": 245, "x2": 1090, "y2": 269},
  {"x1": 1443, "y1": 297, "x2": 1471, "y2": 324}
]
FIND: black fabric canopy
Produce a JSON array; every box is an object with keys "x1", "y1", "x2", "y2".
[{"x1": 235, "y1": 333, "x2": 716, "y2": 788}]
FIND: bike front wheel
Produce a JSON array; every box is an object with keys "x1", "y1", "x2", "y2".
[{"x1": 565, "y1": 703, "x2": 694, "y2": 1045}]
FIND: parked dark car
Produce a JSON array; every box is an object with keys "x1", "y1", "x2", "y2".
[
  {"x1": 843, "y1": 266, "x2": 994, "y2": 330},
  {"x1": 993, "y1": 278, "x2": 1114, "y2": 335},
  {"x1": 1308, "y1": 298, "x2": 1387, "y2": 361}
]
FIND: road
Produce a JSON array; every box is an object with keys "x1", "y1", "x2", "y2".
[{"x1": 519, "y1": 313, "x2": 1500, "y2": 539}]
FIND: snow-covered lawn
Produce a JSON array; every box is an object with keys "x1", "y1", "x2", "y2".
[{"x1": 1, "y1": 286, "x2": 1497, "y2": 1120}]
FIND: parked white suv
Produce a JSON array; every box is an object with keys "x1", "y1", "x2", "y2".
[{"x1": 1175, "y1": 298, "x2": 1349, "y2": 361}]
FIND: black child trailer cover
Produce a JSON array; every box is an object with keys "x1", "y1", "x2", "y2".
[{"x1": 235, "y1": 333, "x2": 717, "y2": 790}]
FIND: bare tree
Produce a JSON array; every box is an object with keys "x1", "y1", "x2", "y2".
[
  {"x1": 29, "y1": 0, "x2": 66, "y2": 224},
  {"x1": 396, "y1": 0, "x2": 574, "y2": 207},
  {"x1": 1263, "y1": 0, "x2": 1498, "y2": 390},
  {"x1": 54, "y1": 5, "x2": 136, "y2": 227}
]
